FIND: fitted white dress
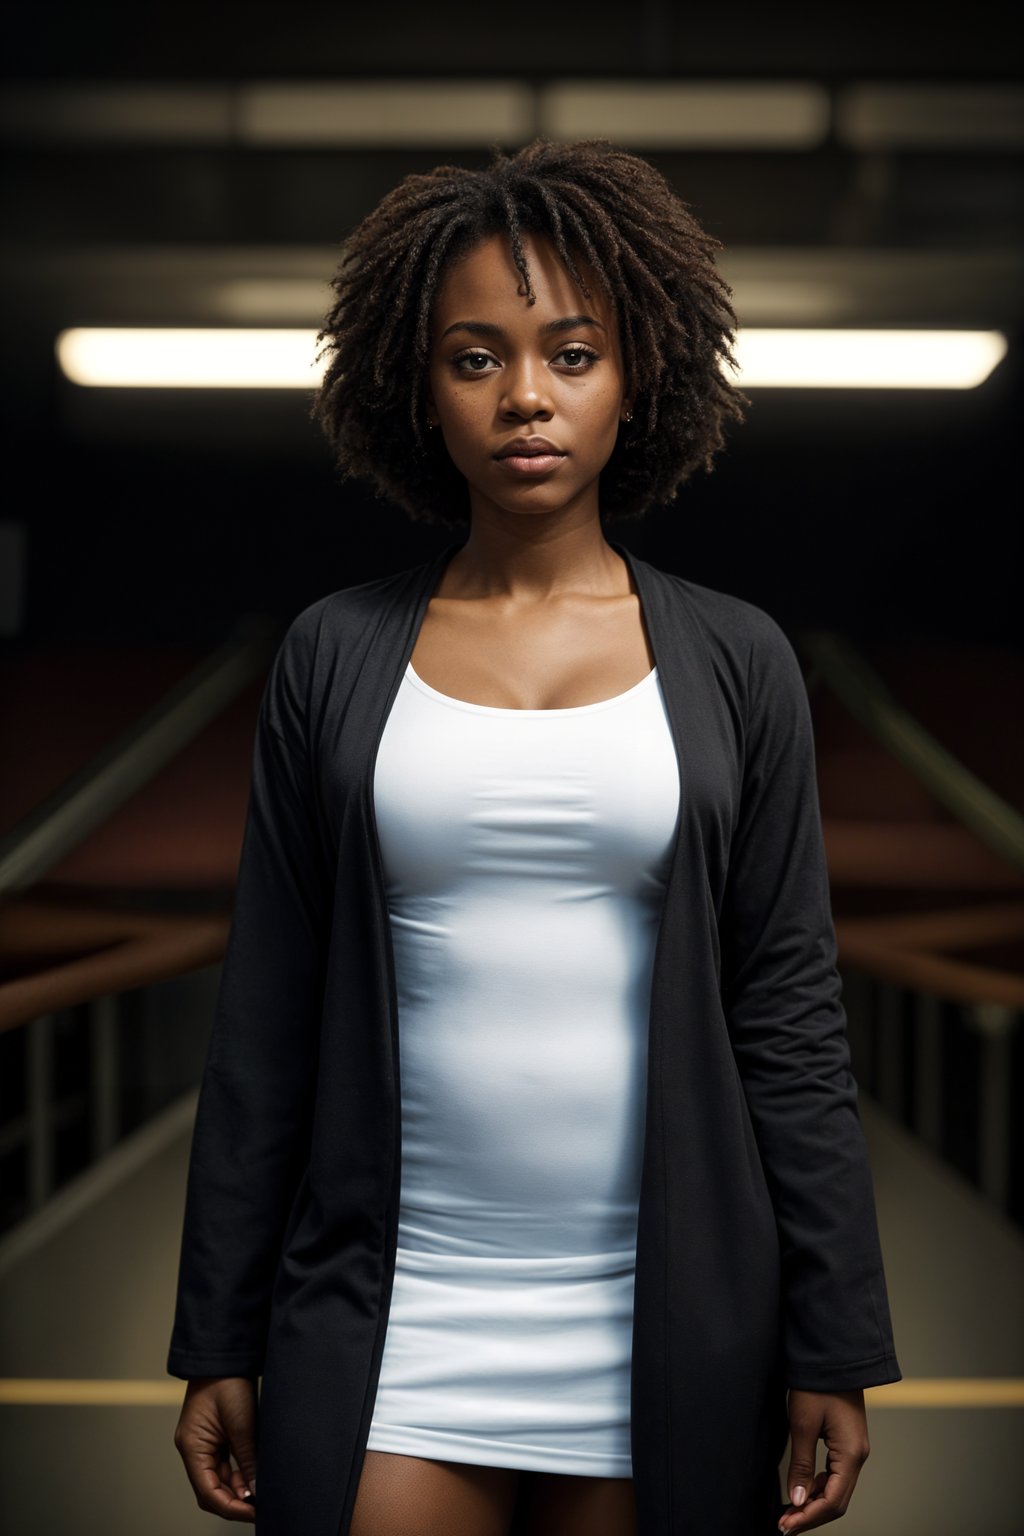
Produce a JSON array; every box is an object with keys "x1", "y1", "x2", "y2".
[{"x1": 366, "y1": 660, "x2": 680, "y2": 1476}]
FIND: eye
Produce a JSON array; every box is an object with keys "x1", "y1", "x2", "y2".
[
  {"x1": 452, "y1": 350, "x2": 497, "y2": 373},
  {"x1": 556, "y1": 345, "x2": 599, "y2": 371}
]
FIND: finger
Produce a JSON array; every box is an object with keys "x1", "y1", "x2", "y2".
[
  {"x1": 177, "y1": 1431, "x2": 254, "y2": 1522},
  {"x1": 217, "y1": 1440, "x2": 255, "y2": 1510},
  {"x1": 219, "y1": 1454, "x2": 252, "y2": 1503},
  {"x1": 210, "y1": 1446, "x2": 254, "y2": 1505},
  {"x1": 779, "y1": 1467, "x2": 858, "y2": 1532},
  {"x1": 227, "y1": 1460, "x2": 256, "y2": 1505},
  {"x1": 222, "y1": 1393, "x2": 259, "y2": 1496},
  {"x1": 184, "y1": 1459, "x2": 256, "y2": 1521},
  {"x1": 784, "y1": 1420, "x2": 820, "y2": 1515},
  {"x1": 806, "y1": 1469, "x2": 830, "y2": 1500}
]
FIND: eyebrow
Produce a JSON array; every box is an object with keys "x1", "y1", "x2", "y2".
[{"x1": 440, "y1": 314, "x2": 607, "y2": 340}]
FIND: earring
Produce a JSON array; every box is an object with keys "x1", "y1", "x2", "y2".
[{"x1": 623, "y1": 410, "x2": 633, "y2": 423}]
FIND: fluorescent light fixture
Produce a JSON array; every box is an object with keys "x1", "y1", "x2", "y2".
[
  {"x1": 55, "y1": 328, "x2": 322, "y2": 388},
  {"x1": 837, "y1": 84, "x2": 1024, "y2": 151},
  {"x1": 542, "y1": 81, "x2": 829, "y2": 149},
  {"x1": 57, "y1": 327, "x2": 1008, "y2": 391},
  {"x1": 0, "y1": 79, "x2": 833, "y2": 151},
  {"x1": 240, "y1": 81, "x2": 533, "y2": 146},
  {"x1": 729, "y1": 329, "x2": 1007, "y2": 389},
  {"x1": 8, "y1": 80, "x2": 1022, "y2": 152}
]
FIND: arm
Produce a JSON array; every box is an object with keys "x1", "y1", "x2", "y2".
[
  {"x1": 718, "y1": 612, "x2": 901, "y2": 1393},
  {"x1": 167, "y1": 617, "x2": 331, "y2": 1381}
]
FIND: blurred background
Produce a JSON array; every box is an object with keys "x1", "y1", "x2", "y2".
[{"x1": 0, "y1": 3, "x2": 1021, "y2": 1532}]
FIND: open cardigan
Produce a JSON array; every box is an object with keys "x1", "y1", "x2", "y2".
[{"x1": 167, "y1": 538, "x2": 901, "y2": 1535}]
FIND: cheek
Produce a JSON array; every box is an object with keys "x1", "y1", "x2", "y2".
[
  {"x1": 439, "y1": 381, "x2": 488, "y2": 431},
  {"x1": 450, "y1": 387, "x2": 484, "y2": 420},
  {"x1": 570, "y1": 388, "x2": 624, "y2": 445},
  {"x1": 438, "y1": 394, "x2": 489, "y2": 474}
]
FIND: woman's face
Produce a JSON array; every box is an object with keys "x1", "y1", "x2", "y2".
[{"x1": 425, "y1": 231, "x2": 631, "y2": 523}]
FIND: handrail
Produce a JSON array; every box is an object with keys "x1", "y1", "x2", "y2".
[
  {"x1": 835, "y1": 901, "x2": 1024, "y2": 1011},
  {"x1": 0, "y1": 617, "x2": 281, "y2": 895},
  {"x1": 798, "y1": 630, "x2": 1024, "y2": 875},
  {"x1": 0, "y1": 893, "x2": 231, "y2": 1033}
]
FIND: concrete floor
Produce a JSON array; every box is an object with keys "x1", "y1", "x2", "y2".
[{"x1": 0, "y1": 1090, "x2": 1021, "y2": 1536}]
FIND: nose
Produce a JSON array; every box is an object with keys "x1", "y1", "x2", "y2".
[{"x1": 499, "y1": 356, "x2": 553, "y2": 420}]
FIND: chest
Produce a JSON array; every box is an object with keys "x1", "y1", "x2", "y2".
[
  {"x1": 409, "y1": 590, "x2": 655, "y2": 710},
  {"x1": 315, "y1": 564, "x2": 745, "y2": 924},
  {"x1": 373, "y1": 664, "x2": 680, "y2": 900}
]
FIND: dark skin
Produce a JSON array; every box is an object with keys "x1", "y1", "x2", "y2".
[
  {"x1": 173, "y1": 1376, "x2": 257, "y2": 1520},
  {"x1": 418, "y1": 229, "x2": 648, "y2": 708},
  {"x1": 173, "y1": 230, "x2": 871, "y2": 1533}
]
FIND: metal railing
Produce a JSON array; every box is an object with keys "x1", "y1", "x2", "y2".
[
  {"x1": 0, "y1": 615, "x2": 280, "y2": 894},
  {"x1": 0, "y1": 619, "x2": 279, "y2": 1229},
  {"x1": 800, "y1": 629, "x2": 1024, "y2": 873},
  {"x1": 800, "y1": 630, "x2": 1024, "y2": 1225},
  {"x1": 1, "y1": 623, "x2": 1021, "y2": 1231}
]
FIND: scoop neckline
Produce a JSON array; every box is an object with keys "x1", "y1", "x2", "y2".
[{"x1": 405, "y1": 662, "x2": 659, "y2": 716}]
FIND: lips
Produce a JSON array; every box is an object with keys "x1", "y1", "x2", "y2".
[
  {"x1": 494, "y1": 436, "x2": 565, "y2": 459},
  {"x1": 493, "y1": 435, "x2": 568, "y2": 477}
]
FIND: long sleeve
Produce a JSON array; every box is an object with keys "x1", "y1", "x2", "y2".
[
  {"x1": 167, "y1": 620, "x2": 332, "y2": 1380},
  {"x1": 718, "y1": 613, "x2": 901, "y2": 1392}
]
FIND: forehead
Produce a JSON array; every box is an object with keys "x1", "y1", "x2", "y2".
[{"x1": 430, "y1": 230, "x2": 616, "y2": 333}]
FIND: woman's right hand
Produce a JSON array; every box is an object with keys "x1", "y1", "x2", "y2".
[{"x1": 174, "y1": 1376, "x2": 258, "y2": 1522}]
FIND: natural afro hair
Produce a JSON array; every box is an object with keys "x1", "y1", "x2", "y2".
[{"x1": 312, "y1": 138, "x2": 748, "y2": 526}]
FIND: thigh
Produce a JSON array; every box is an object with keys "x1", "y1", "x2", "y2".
[
  {"x1": 349, "y1": 1450, "x2": 522, "y2": 1536},
  {"x1": 522, "y1": 1472, "x2": 639, "y2": 1536}
]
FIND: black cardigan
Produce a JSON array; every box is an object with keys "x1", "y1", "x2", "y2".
[{"x1": 168, "y1": 540, "x2": 901, "y2": 1535}]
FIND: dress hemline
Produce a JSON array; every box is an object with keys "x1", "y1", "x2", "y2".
[{"x1": 364, "y1": 1423, "x2": 633, "y2": 1479}]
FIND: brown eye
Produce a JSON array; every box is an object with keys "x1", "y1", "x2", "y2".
[
  {"x1": 453, "y1": 350, "x2": 496, "y2": 373},
  {"x1": 558, "y1": 347, "x2": 599, "y2": 370}
]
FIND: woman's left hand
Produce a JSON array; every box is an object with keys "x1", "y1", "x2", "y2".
[{"x1": 778, "y1": 1388, "x2": 871, "y2": 1532}]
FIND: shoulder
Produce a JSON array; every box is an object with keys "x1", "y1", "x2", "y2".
[
  {"x1": 264, "y1": 555, "x2": 439, "y2": 731},
  {"x1": 276, "y1": 554, "x2": 437, "y2": 674},
  {"x1": 285, "y1": 560, "x2": 430, "y2": 652},
  {"x1": 630, "y1": 553, "x2": 800, "y2": 684}
]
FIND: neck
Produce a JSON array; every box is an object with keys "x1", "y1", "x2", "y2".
[{"x1": 442, "y1": 509, "x2": 629, "y2": 603}]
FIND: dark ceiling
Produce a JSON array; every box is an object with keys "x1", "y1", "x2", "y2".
[
  {"x1": 2, "y1": 1, "x2": 1021, "y2": 649},
  {"x1": 5, "y1": 2, "x2": 1021, "y2": 80}
]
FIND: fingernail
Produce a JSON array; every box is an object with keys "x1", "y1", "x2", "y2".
[
  {"x1": 794, "y1": 1485, "x2": 807, "y2": 1506},
  {"x1": 241, "y1": 1489, "x2": 252, "y2": 1500}
]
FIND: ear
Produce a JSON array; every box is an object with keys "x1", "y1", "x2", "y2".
[{"x1": 424, "y1": 390, "x2": 439, "y2": 428}]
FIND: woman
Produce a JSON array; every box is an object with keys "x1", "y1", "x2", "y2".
[{"x1": 169, "y1": 139, "x2": 901, "y2": 1536}]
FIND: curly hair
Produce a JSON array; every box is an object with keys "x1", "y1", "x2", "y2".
[{"x1": 312, "y1": 137, "x2": 748, "y2": 526}]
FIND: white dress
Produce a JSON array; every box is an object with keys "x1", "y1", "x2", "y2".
[{"x1": 366, "y1": 660, "x2": 680, "y2": 1476}]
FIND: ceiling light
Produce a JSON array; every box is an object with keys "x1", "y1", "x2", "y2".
[
  {"x1": 728, "y1": 328, "x2": 1007, "y2": 388},
  {"x1": 56, "y1": 326, "x2": 1008, "y2": 391},
  {"x1": 55, "y1": 328, "x2": 322, "y2": 388}
]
